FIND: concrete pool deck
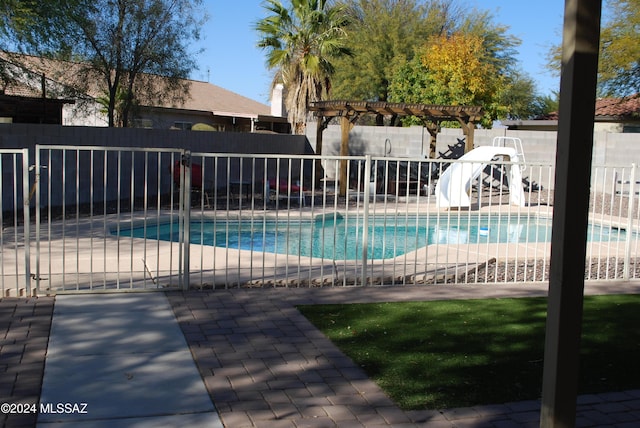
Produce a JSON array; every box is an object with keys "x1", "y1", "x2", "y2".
[{"x1": 3, "y1": 282, "x2": 640, "y2": 427}]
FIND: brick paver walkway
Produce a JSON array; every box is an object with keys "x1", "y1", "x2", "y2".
[
  {"x1": 0, "y1": 297, "x2": 54, "y2": 428},
  {"x1": 2, "y1": 283, "x2": 640, "y2": 427},
  {"x1": 167, "y1": 283, "x2": 640, "y2": 427}
]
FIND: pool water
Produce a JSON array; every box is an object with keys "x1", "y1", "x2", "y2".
[{"x1": 118, "y1": 214, "x2": 626, "y2": 260}]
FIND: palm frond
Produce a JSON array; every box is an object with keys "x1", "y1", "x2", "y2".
[{"x1": 255, "y1": 0, "x2": 351, "y2": 133}]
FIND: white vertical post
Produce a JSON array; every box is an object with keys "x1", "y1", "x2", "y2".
[
  {"x1": 361, "y1": 155, "x2": 371, "y2": 286},
  {"x1": 22, "y1": 149, "x2": 31, "y2": 295},
  {"x1": 623, "y1": 164, "x2": 636, "y2": 280},
  {"x1": 34, "y1": 147, "x2": 41, "y2": 293},
  {"x1": 182, "y1": 152, "x2": 191, "y2": 291}
]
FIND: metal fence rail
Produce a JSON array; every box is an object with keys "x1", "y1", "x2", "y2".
[
  {"x1": 179, "y1": 151, "x2": 637, "y2": 288},
  {"x1": 1, "y1": 145, "x2": 638, "y2": 295},
  {"x1": 0, "y1": 148, "x2": 30, "y2": 297}
]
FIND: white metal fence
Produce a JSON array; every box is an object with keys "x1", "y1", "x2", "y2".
[
  {"x1": 0, "y1": 148, "x2": 30, "y2": 296},
  {"x1": 1, "y1": 145, "x2": 639, "y2": 296}
]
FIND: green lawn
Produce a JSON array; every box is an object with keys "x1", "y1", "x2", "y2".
[{"x1": 297, "y1": 294, "x2": 640, "y2": 410}]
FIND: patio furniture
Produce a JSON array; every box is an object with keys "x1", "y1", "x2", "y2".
[
  {"x1": 266, "y1": 178, "x2": 307, "y2": 207},
  {"x1": 172, "y1": 160, "x2": 210, "y2": 207}
]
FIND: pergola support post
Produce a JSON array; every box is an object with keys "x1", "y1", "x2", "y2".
[
  {"x1": 457, "y1": 118, "x2": 476, "y2": 153},
  {"x1": 424, "y1": 122, "x2": 440, "y2": 159},
  {"x1": 540, "y1": 0, "x2": 602, "y2": 426},
  {"x1": 314, "y1": 116, "x2": 330, "y2": 185},
  {"x1": 339, "y1": 115, "x2": 357, "y2": 196}
]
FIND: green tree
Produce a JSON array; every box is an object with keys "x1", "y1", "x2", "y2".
[
  {"x1": 546, "y1": 0, "x2": 640, "y2": 97},
  {"x1": 498, "y1": 71, "x2": 542, "y2": 119},
  {"x1": 599, "y1": 0, "x2": 640, "y2": 96},
  {"x1": 0, "y1": 1, "x2": 76, "y2": 89},
  {"x1": 331, "y1": 0, "x2": 463, "y2": 103},
  {"x1": 530, "y1": 91, "x2": 560, "y2": 118},
  {"x1": 331, "y1": 1, "x2": 537, "y2": 124},
  {"x1": 0, "y1": 1, "x2": 63, "y2": 48},
  {"x1": 1, "y1": 0, "x2": 205, "y2": 127},
  {"x1": 387, "y1": 5, "x2": 539, "y2": 126},
  {"x1": 455, "y1": 10, "x2": 520, "y2": 77},
  {"x1": 256, "y1": 0, "x2": 351, "y2": 135}
]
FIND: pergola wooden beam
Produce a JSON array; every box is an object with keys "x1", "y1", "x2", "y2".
[
  {"x1": 308, "y1": 101, "x2": 484, "y2": 196},
  {"x1": 309, "y1": 101, "x2": 484, "y2": 126}
]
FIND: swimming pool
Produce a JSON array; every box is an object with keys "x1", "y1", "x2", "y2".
[{"x1": 117, "y1": 213, "x2": 628, "y2": 261}]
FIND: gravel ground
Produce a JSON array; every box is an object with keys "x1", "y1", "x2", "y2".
[
  {"x1": 459, "y1": 258, "x2": 640, "y2": 283},
  {"x1": 465, "y1": 189, "x2": 640, "y2": 283},
  {"x1": 479, "y1": 188, "x2": 639, "y2": 219}
]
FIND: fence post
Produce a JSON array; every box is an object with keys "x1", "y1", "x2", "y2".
[
  {"x1": 182, "y1": 151, "x2": 192, "y2": 291},
  {"x1": 361, "y1": 155, "x2": 372, "y2": 286},
  {"x1": 22, "y1": 149, "x2": 31, "y2": 296},
  {"x1": 33, "y1": 147, "x2": 41, "y2": 294},
  {"x1": 623, "y1": 163, "x2": 636, "y2": 280}
]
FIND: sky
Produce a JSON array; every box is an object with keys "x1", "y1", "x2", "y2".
[{"x1": 192, "y1": 0, "x2": 567, "y2": 106}]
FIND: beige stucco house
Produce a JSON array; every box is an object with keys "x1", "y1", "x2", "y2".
[{"x1": 0, "y1": 52, "x2": 289, "y2": 132}]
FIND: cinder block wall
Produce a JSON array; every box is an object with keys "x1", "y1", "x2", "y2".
[
  {"x1": 0, "y1": 124, "x2": 311, "y2": 211},
  {"x1": 0, "y1": 123, "x2": 311, "y2": 154},
  {"x1": 2, "y1": 123, "x2": 639, "y2": 211},
  {"x1": 306, "y1": 123, "x2": 640, "y2": 192}
]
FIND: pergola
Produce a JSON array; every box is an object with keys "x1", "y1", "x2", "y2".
[{"x1": 308, "y1": 100, "x2": 484, "y2": 195}]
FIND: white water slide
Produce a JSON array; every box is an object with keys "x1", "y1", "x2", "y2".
[{"x1": 435, "y1": 145, "x2": 526, "y2": 209}]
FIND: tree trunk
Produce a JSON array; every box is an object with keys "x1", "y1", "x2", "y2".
[{"x1": 293, "y1": 121, "x2": 306, "y2": 135}]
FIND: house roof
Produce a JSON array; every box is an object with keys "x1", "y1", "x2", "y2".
[
  {"x1": 539, "y1": 94, "x2": 640, "y2": 121},
  {"x1": 1, "y1": 51, "x2": 272, "y2": 119},
  {"x1": 181, "y1": 80, "x2": 270, "y2": 118},
  {"x1": 1, "y1": 52, "x2": 83, "y2": 99}
]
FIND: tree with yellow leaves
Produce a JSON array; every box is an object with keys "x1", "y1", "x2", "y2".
[
  {"x1": 423, "y1": 33, "x2": 502, "y2": 106},
  {"x1": 390, "y1": 32, "x2": 512, "y2": 127}
]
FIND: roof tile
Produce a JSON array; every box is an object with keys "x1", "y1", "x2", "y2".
[{"x1": 539, "y1": 94, "x2": 640, "y2": 120}]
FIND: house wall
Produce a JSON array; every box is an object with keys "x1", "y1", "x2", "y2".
[
  {"x1": 62, "y1": 99, "x2": 283, "y2": 133},
  {"x1": 594, "y1": 122, "x2": 624, "y2": 133},
  {"x1": 136, "y1": 109, "x2": 257, "y2": 132},
  {"x1": 63, "y1": 101, "x2": 108, "y2": 127},
  {"x1": 137, "y1": 109, "x2": 214, "y2": 130}
]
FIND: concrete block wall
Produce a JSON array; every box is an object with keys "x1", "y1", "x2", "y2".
[
  {"x1": 2, "y1": 123, "x2": 639, "y2": 211},
  {"x1": 306, "y1": 123, "x2": 640, "y2": 192},
  {"x1": 0, "y1": 124, "x2": 310, "y2": 211},
  {"x1": 0, "y1": 123, "x2": 311, "y2": 154},
  {"x1": 307, "y1": 123, "x2": 640, "y2": 166}
]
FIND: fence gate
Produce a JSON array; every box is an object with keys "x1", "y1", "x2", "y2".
[
  {"x1": 0, "y1": 148, "x2": 31, "y2": 297},
  {"x1": 29, "y1": 145, "x2": 190, "y2": 294}
]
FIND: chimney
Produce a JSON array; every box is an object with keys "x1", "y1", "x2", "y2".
[{"x1": 270, "y1": 83, "x2": 285, "y2": 117}]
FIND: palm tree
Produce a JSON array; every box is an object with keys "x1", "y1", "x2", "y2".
[{"x1": 256, "y1": 0, "x2": 351, "y2": 135}]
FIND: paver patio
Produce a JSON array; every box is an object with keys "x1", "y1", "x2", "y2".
[{"x1": 2, "y1": 282, "x2": 640, "y2": 427}]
